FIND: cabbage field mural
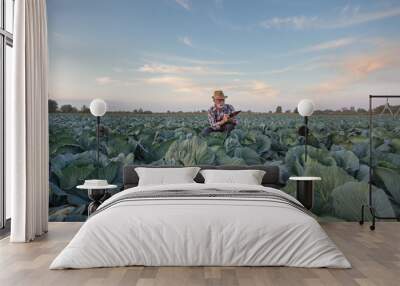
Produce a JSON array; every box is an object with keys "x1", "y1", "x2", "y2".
[
  {"x1": 47, "y1": 0, "x2": 400, "y2": 222},
  {"x1": 49, "y1": 112, "x2": 400, "y2": 222}
]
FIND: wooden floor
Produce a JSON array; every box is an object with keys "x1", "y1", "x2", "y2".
[{"x1": 0, "y1": 222, "x2": 399, "y2": 286}]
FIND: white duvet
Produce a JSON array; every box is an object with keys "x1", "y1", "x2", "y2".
[{"x1": 50, "y1": 183, "x2": 351, "y2": 269}]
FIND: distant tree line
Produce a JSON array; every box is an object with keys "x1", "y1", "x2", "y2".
[
  {"x1": 132, "y1": 108, "x2": 153, "y2": 114},
  {"x1": 49, "y1": 99, "x2": 154, "y2": 114},
  {"x1": 48, "y1": 99, "x2": 90, "y2": 113},
  {"x1": 48, "y1": 99, "x2": 396, "y2": 115}
]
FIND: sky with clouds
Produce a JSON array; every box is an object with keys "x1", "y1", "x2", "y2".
[{"x1": 47, "y1": 0, "x2": 400, "y2": 112}]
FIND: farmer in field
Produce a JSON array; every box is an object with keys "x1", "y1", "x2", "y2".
[{"x1": 202, "y1": 90, "x2": 239, "y2": 137}]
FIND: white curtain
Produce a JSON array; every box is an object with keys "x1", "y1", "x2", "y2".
[{"x1": 9, "y1": 0, "x2": 49, "y2": 242}]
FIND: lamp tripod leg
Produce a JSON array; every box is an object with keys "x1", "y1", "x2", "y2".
[{"x1": 359, "y1": 204, "x2": 365, "y2": 225}]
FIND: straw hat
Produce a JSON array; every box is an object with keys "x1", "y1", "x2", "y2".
[{"x1": 212, "y1": 90, "x2": 228, "y2": 99}]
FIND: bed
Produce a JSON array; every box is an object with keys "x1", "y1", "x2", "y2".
[{"x1": 50, "y1": 165, "x2": 351, "y2": 269}]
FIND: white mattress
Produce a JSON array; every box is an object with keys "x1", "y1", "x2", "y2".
[{"x1": 50, "y1": 183, "x2": 351, "y2": 269}]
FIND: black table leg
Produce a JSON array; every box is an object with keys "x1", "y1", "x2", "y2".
[
  {"x1": 296, "y1": 181, "x2": 314, "y2": 210},
  {"x1": 87, "y1": 189, "x2": 106, "y2": 215}
]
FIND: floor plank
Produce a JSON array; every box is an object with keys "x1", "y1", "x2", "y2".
[{"x1": 0, "y1": 222, "x2": 399, "y2": 286}]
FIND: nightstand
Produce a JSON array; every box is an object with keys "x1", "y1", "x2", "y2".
[
  {"x1": 289, "y1": 177, "x2": 321, "y2": 210},
  {"x1": 77, "y1": 184, "x2": 117, "y2": 215}
]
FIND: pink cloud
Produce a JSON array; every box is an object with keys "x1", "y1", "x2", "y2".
[
  {"x1": 344, "y1": 54, "x2": 389, "y2": 77},
  {"x1": 312, "y1": 47, "x2": 400, "y2": 94},
  {"x1": 95, "y1": 77, "x2": 119, "y2": 85}
]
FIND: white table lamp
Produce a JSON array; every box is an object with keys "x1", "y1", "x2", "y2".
[
  {"x1": 90, "y1": 99, "x2": 107, "y2": 175},
  {"x1": 297, "y1": 99, "x2": 315, "y2": 162},
  {"x1": 90, "y1": 99, "x2": 107, "y2": 117}
]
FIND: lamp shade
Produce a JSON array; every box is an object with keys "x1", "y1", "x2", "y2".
[
  {"x1": 297, "y1": 99, "x2": 315, "y2": 117},
  {"x1": 90, "y1": 99, "x2": 107, "y2": 117}
]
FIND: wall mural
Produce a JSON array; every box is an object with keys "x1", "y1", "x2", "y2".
[{"x1": 47, "y1": 0, "x2": 400, "y2": 222}]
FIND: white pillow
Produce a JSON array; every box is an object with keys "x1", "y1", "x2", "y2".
[
  {"x1": 135, "y1": 167, "x2": 201, "y2": 186},
  {"x1": 200, "y1": 169, "x2": 266, "y2": 185}
]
